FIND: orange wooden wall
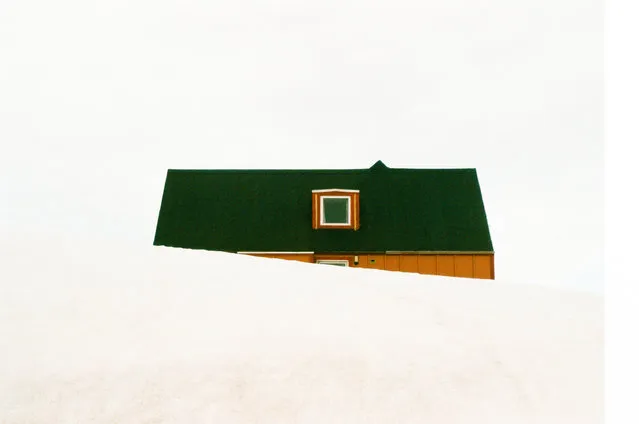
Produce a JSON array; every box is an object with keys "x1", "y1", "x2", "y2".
[
  {"x1": 355, "y1": 254, "x2": 494, "y2": 279},
  {"x1": 245, "y1": 253, "x2": 494, "y2": 279},
  {"x1": 247, "y1": 253, "x2": 315, "y2": 264}
]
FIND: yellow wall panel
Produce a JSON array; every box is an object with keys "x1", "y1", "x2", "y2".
[
  {"x1": 250, "y1": 254, "x2": 314, "y2": 263},
  {"x1": 436, "y1": 255, "x2": 455, "y2": 276},
  {"x1": 473, "y1": 255, "x2": 493, "y2": 279},
  {"x1": 454, "y1": 255, "x2": 474, "y2": 278},
  {"x1": 399, "y1": 255, "x2": 419, "y2": 273},
  {"x1": 367, "y1": 255, "x2": 385, "y2": 270},
  {"x1": 246, "y1": 253, "x2": 494, "y2": 279},
  {"x1": 418, "y1": 255, "x2": 437, "y2": 275},
  {"x1": 385, "y1": 255, "x2": 400, "y2": 271}
]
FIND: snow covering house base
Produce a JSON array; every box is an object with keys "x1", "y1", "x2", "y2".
[
  {"x1": 240, "y1": 252, "x2": 494, "y2": 279},
  {"x1": 154, "y1": 160, "x2": 495, "y2": 279},
  {"x1": 0, "y1": 240, "x2": 602, "y2": 423}
]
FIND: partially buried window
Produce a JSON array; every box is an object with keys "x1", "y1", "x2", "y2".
[{"x1": 317, "y1": 260, "x2": 349, "y2": 267}]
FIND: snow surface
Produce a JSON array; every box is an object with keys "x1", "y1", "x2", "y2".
[{"x1": 0, "y1": 240, "x2": 602, "y2": 423}]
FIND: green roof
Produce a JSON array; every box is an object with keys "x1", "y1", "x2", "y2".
[{"x1": 153, "y1": 161, "x2": 493, "y2": 253}]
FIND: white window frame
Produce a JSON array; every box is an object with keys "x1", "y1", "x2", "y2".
[
  {"x1": 319, "y1": 195, "x2": 351, "y2": 226},
  {"x1": 312, "y1": 189, "x2": 359, "y2": 193},
  {"x1": 316, "y1": 260, "x2": 349, "y2": 267}
]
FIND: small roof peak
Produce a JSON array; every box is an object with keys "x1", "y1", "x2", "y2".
[{"x1": 370, "y1": 160, "x2": 389, "y2": 171}]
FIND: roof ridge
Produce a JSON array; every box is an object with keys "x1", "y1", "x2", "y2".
[
  {"x1": 370, "y1": 160, "x2": 389, "y2": 171},
  {"x1": 166, "y1": 163, "x2": 477, "y2": 173}
]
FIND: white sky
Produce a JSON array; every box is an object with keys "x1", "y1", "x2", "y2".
[{"x1": 0, "y1": 0, "x2": 602, "y2": 292}]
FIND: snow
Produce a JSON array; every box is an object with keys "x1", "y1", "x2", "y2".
[{"x1": 0, "y1": 240, "x2": 602, "y2": 423}]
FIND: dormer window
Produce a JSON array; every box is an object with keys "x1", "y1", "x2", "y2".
[
  {"x1": 321, "y1": 196, "x2": 350, "y2": 225},
  {"x1": 312, "y1": 189, "x2": 360, "y2": 230}
]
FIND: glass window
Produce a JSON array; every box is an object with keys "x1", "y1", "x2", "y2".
[
  {"x1": 316, "y1": 260, "x2": 349, "y2": 267},
  {"x1": 321, "y1": 197, "x2": 350, "y2": 225}
]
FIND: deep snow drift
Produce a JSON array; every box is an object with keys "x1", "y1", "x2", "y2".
[{"x1": 0, "y1": 240, "x2": 602, "y2": 423}]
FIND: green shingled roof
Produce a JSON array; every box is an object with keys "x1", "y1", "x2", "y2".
[{"x1": 153, "y1": 161, "x2": 493, "y2": 253}]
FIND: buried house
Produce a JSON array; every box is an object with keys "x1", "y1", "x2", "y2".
[{"x1": 153, "y1": 160, "x2": 494, "y2": 279}]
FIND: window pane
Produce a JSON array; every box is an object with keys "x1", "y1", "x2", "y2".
[
  {"x1": 323, "y1": 198, "x2": 349, "y2": 224},
  {"x1": 317, "y1": 261, "x2": 348, "y2": 266}
]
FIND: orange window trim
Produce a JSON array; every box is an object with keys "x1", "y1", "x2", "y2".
[{"x1": 313, "y1": 190, "x2": 359, "y2": 230}]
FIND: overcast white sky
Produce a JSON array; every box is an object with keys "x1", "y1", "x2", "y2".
[{"x1": 0, "y1": 0, "x2": 602, "y2": 292}]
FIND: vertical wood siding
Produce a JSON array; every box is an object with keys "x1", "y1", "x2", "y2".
[
  {"x1": 454, "y1": 255, "x2": 474, "y2": 277},
  {"x1": 247, "y1": 253, "x2": 495, "y2": 279},
  {"x1": 436, "y1": 256, "x2": 455, "y2": 276},
  {"x1": 246, "y1": 253, "x2": 315, "y2": 263},
  {"x1": 399, "y1": 255, "x2": 419, "y2": 273},
  {"x1": 385, "y1": 255, "x2": 400, "y2": 271},
  {"x1": 418, "y1": 255, "x2": 437, "y2": 274}
]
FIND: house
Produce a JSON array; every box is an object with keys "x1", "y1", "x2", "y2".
[{"x1": 153, "y1": 160, "x2": 494, "y2": 279}]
